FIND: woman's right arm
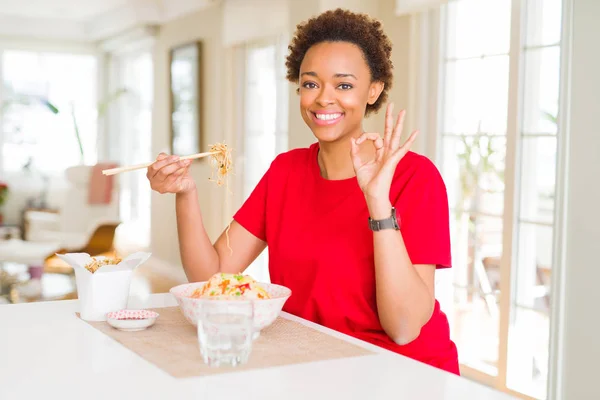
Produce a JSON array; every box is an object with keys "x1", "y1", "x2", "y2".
[{"x1": 148, "y1": 154, "x2": 266, "y2": 282}]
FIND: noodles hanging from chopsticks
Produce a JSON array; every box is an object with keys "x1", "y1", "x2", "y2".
[
  {"x1": 208, "y1": 143, "x2": 233, "y2": 187},
  {"x1": 207, "y1": 142, "x2": 234, "y2": 254}
]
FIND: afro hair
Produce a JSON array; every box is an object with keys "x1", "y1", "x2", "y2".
[{"x1": 286, "y1": 8, "x2": 393, "y2": 116}]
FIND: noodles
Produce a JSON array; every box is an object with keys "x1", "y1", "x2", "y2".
[
  {"x1": 190, "y1": 273, "x2": 270, "y2": 299},
  {"x1": 225, "y1": 221, "x2": 233, "y2": 255},
  {"x1": 207, "y1": 142, "x2": 234, "y2": 255},
  {"x1": 208, "y1": 143, "x2": 232, "y2": 187},
  {"x1": 84, "y1": 257, "x2": 122, "y2": 273}
]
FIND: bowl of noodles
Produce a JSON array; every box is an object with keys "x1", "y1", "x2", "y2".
[{"x1": 169, "y1": 273, "x2": 291, "y2": 332}]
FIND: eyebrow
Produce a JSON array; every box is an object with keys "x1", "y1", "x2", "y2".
[{"x1": 300, "y1": 71, "x2": 358, "y2": 80}]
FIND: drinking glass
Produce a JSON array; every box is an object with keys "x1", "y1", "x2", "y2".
[{"x1": 196, "y1": 299, "x2": 254, "y2": 367}]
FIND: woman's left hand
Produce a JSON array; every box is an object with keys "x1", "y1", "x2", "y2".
[{"x1": 351, "y1": 103, "x2": 419, "y2": 204}]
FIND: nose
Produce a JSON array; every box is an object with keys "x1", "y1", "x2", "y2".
[{"x1": 315, "y1": 85, "x2": 335, "y2": 107}]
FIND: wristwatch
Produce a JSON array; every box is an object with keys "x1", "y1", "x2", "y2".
[{"x1": 368, "y1": 207, "x2": 401, "y2": 231}]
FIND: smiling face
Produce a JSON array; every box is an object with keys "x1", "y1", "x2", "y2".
[{"x1": 298, "y1": 41, "x2": 384, "y2": 144}]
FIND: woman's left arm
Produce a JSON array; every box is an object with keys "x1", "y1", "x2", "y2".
[
  {"x1": 367, "y1": 198, "x2": 436, "y2": 345},
  {"x1": 351, "y1": 103, "x2": 438, "y2": 345}
]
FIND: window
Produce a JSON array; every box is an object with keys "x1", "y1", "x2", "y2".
[
  {"x1": 236, "y1": 37, "x2": 289, "y2": 282},
  {"x1": 108, "y1": 50, "x2": 153, "y2": 249},
  {"x1": 437, "y1": 0, "x2": 563, "y2": 398},
  {"x1": 1, "y1": 51, "x2": 97, "y2": 174}
]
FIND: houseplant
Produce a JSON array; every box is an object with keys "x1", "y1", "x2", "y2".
[{"x1": 1, "y1": 85, "x2": 127, "y2": 165}]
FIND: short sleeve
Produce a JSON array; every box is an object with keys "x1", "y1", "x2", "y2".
[
  {"x1": 394, "y1": 157, "x2": 452, "y2": 269},
  {"x1": 233, "y1": 168, "x2": 270, "y2": 242}
]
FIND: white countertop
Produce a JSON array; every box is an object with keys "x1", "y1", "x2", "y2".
[{"x1": 0, "y1": 294, "x2": 515, "y2": 400}]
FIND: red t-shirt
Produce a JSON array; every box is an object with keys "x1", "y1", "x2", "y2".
[{"x1": 234, "y1": 142, "x2": 459, "y2": 374}]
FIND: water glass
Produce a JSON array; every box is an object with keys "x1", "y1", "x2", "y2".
[{"x1": 196, "y1": 299, "x2": 254, "y2": 367}]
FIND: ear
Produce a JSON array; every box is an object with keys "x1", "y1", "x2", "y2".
[{"x1": 367, "y1": 81, "x2": 384, "y2": 105}]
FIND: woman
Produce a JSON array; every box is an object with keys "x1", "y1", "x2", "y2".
[{"x1": 148, "y1": 8, "x2": 459, "y2": 374}]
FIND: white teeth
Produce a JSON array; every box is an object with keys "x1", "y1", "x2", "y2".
[{"x1": 315, "y1": 113, "x2": 342, "y2": 120}]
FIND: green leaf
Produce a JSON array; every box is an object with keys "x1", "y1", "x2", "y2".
[
  {"x1": 41, "y1": 99, "x2": 59, "y2": 114},
  {"x1": 97, "y1": 87, "x2": 128, "y2": 117},
  {"x1": 70, "y1": 105, "x2": 84, "y2": 162},
  {"x1": 541, "y1": 110, "x2": 558, "y2": 126}
]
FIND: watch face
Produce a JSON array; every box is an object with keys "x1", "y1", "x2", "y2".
[{"x1": 369, "y1": 219, "x2": 379, "y2": 231}]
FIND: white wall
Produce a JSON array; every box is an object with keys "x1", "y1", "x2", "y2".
[
  {"x1": 222, "y1": 0, "x2": 289, "y2": 46},
  {"x1": 375, "y1": 0, "x2": 415, "y2": 145},
  {"x1": 286, "y1": 0, "x2": 320, "y2": 151},
  {"x1": 561, "y1": 0, "x2": 600, "y2": 398},
  {"x1": 151, "y1": 4, "x2": 225, "y2": 264}
]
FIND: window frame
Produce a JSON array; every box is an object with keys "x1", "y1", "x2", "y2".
[
  {"x1": 419, "y1": 0, "x2": 572, "y2": 398},
  {"x1": 107, "y1": 46, "x2": 155, "y2": 249},
  {"x1": 225, "y1": 35, "x2": 290, "y2": 283}
]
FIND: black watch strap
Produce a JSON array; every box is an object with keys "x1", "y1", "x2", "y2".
[{"x1": 368, "y1": 207, "x2": 400, "y2": 231}]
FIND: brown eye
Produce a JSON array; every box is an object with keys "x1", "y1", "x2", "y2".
[
  {"x1": 302, "y1": 82, "x2": 318, "y2": 89},
  {"x1": 338, "y1": 83, "x2": 353, "y2": 90}
]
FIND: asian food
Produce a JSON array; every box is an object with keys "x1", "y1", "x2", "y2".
[
  {"x1": 84, "y1": 257, "x2": 122, "y2": 273},
  {"x1": 190, "y1": 273, "x2": 270, "y2": 300},
  {"x1": 208, "y1": 142, "x2": 232, "y2": 187},
  {"x1": 208, "y1": 142, "x2": 234, "y2": 254}
]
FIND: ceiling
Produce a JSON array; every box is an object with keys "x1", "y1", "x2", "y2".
[
  {"x1": 0, "y1": 0, "x2": 216, "y2": 42},
  {"x1": 0, "y1": 0, "x2": 130, "y2": 21}
]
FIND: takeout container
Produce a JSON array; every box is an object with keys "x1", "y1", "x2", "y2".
[
  {"x1": 169, "y1": 282, "x2": 291, "y2": 332},
  {"x1": 57, "y1": 252, "x2": 151, "y2": 321}
]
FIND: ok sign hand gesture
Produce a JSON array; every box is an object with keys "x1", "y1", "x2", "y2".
[{"x1": 351, "y1": 103, "x2": 419, "y2": 202}]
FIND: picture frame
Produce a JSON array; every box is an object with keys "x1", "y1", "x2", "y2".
[{"x1": 169, "y1": 41, "x2": 203, "y2": 158}]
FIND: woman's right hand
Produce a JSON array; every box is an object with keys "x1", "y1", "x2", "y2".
[{"x1": 146, "y1": 153, "x2": 195, "y2": 194}]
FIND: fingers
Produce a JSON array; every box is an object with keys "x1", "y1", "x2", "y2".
[
  {"x1": 162, "y1": 159, "x2": 192, "y2": 181},
  {"x1": 152, "y1": 152, "x2": 169, "y2": 170},
  {"x1": 353, "y1": 133, "x2": 385, "y2": 166},
  {"x1": 356, "y1": 132, "x2": 384, "y2": 150},
  {"x1": 350, "y1": 137, "x2": 362, "y2": 167},
  {"x1": 351, "y1": 137, "x2": 359, "y2": 154},
  {"x1": 162, "y1": 166, "x2": 188, "y2": 192},
  {"x1": 390, "y1": 109, "x2": 406, "y2": 150},
  {"x1": 390, "y1": 130, "x2": 419, "y2": 164},
  {"x1": 147, "y1": 153, "x2": 173, "y2": 178},
  {"x1": 384, "y1": 103, "x2": 394, "y2": 149},
  {"x1": 375, "y1": 143, "x2": 384, "y2": 163},
  {"x1": 147, "y1": 154, "x2": 183, "y2": 179},
  {"x1": 151, "y1": 165, "x2": 189, "y2": 194},
  {"x1": 146, "y1": 151, "x2": 193, "y2": 194},
  {"x1": 402, "y1": 129, "x2": 419, "y2": 150}
]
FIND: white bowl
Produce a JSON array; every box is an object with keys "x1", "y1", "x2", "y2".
[{"x1": 169, "y1": 282, "x2": 292, "y2": 331}]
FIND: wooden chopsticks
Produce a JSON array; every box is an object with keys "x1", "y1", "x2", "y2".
[{"x1": 102, "y1": 151, "x2": 218, "y2": 176}]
